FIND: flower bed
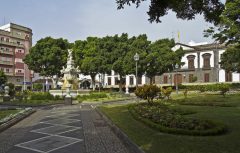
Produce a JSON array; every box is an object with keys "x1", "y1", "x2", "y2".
[{"x1": 129, "y1": 103, "x2": 227, "y2": 136}]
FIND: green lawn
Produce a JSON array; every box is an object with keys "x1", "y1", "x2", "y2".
[
  {"x1": 0, "y1": 110, "x2": 20, "y2": 120},
  {"x1": 100, "y1": 94, "x2": 240, "y2": 153}
]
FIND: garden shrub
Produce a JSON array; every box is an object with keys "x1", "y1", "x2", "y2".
[
  {"x1": 161, "y1": 87, "x2": 173, "y2": 99},
  {"x1": 28, "y1": 92, "x2": 54, "y2": 100},
  {"x1": 77, "y1": 92, "x2": 108, "y2": 102},
  {"x1": 135, "y1": 84, "x2": 160, "y2": 104},
  {"x1": 217, "y1": 84, "x2": 230, "y2": 97},
  {"x1": 129, "y1": 103, "x2": 227, "y2": 136},
  {"x1": 33, "y1": 83, "x2": 43, "y2": 91}
]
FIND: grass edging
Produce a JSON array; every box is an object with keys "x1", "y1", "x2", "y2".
[
  {"x1": 0, "y1": 108, "x2": 36, "y2": 132},
  {"x1": 96, "y1": 107, "x2": 145, "y2": 153},
  {"x1": 129, "y1": 105, "x2": 228, "y2": 136}
]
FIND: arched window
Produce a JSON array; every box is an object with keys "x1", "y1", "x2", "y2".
[
  {"x1": 187, "y1": 55, "x2": 195, "y2": 69},
  {"x1": 202, "y1": 53, "x2": 211, "y2": 68}
]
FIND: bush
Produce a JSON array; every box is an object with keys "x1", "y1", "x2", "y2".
[
  {"x1": 161, "y1": 87, "x2": 173, "y2": 99},
  {"x1": 33, "y1": 83, "x2": 43, "y2": 91},
  {"x1": 28, "y1": 92, "x2": 55, "y2": 100},
  {"x1": 135, "y1": 84, "x2": 160, "y2": 104},
  {"x1": 217, "y1": 84, "x2": 230, "y2": 97},
  {"x1": 129, "y1": 103, "x2": 227, "y2": 136},
  {"x1": 77, "y1": 92, "x2": 108, "y2": 102}
]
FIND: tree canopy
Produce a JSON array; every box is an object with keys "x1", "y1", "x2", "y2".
[
  {"x1": 144, "y1": 39, "x2": 184, "y2": 83},
  {"x1": 204, "y1": 0, "x2": 240, "y2": 45},
  {"x1": 220, "y1": 44, "x2": 240, "y2": 73},
  {"x1": 24, "y1": 37, "x2": 69, "y2": 78},
  {"x1": 116, "y1": 0, "x2": 225, "y2": 24}
]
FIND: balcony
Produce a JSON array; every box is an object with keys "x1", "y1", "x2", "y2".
[
  {"x1": 5, "y1": 72, "x2": 14, "y2": 76},
  {"x1": 15, "y1": 72, "x2": 24, "y2": 76},
  {"x1": 0, "y1": 50, "x2": 14, "y2": 55},
  {"x1": 0, "y1": 61, "x2": 14, "y2": 65},
  {"x1": 0, "y1": 40, "x2": 24, "y2": 48}
]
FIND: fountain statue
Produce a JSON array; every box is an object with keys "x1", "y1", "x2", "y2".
[
  {"x1": 50, "y1": 49, "x2": 89, "y2": 98},
  {"x1": 61, "y1": 49, "x2": 80, "y2": 90}
]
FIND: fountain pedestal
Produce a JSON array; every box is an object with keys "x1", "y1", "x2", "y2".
[{"x1": 64, "y1": 84, "x2": 72, "y2": 105}]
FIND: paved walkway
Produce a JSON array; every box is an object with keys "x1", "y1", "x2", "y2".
[{"x1": 0, "y1": 104, "x2": 130, "y2": 153}]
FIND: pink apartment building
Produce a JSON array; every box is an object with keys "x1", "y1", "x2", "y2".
[{"x1": 0, "y1": 23, "x2": 33, "y2": 89}]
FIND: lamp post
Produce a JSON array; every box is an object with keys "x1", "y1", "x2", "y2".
[
  {"x1": 134, "y1": 53, "x2": 139, "y2": 88},
  {"x1": 175, "y1": 64, "x2": 179, "y2": 95}
]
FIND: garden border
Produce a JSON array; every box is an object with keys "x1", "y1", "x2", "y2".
[
  {"x1": 96, "y1": 107, "x2": 145, "y2": 153},
  {"x1": 0, "y1": 108, "x2": 36, "y2": 132},
  {"x1": 129, "y1": 105, "x2": 228, "y2": 136}
]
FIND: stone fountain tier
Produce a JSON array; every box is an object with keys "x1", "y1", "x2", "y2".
[{"x1": 60, "y1": 49, "x2": 80, "y2": 90}]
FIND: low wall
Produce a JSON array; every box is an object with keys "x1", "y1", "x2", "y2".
[{"x1": 49, "y1": 90, "x2": 90, "y2": 97}]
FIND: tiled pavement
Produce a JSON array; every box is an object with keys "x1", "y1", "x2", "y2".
[{"x1": 0, "y1": 104, "x2": 130, "y2": 153}]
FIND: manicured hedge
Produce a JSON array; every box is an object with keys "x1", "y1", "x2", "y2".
[{"x1": 129, "y1": 104, "x2": 227, "y2": 136}]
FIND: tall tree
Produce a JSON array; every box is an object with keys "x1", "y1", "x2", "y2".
[
  {"x1": 204, "y1": 0, "x2": 240, "y2": 45},
  {"x1": 116, "y1": 0, "x2": 224, "y2": 24},
  {"x1": 110, "y1": 33, "x2": 131, "y2": 92},
  {"x1": 204, "y1": 0, "x2": 240, "y2": 72},
  {"x1": 144, "y1": 39, "x2": 184, "y2": 84},
  {"x1": 74, "y1": 37, "x2": 110, "y2": 91},
  {"x1": 24, "y1": 37, "x2": 69, "y2": 88},
  {"x1": 122, "y1": 34, "x2": 150, "y2": 83},
  {"x1": 0, "y1": 70, "x2": 7, "y2": 88},
  {"x1": 220, "y1": 44, "x2": 240, "y2": 73}
]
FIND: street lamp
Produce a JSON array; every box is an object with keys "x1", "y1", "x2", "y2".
[
  {"x1": 134, "y1": 53, "x2": 139, "y2": 87},
  {"x1": 175, "y1": 64, "x2": 179, "y2": 95}
]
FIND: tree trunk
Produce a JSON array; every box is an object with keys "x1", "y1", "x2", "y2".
[
  {"x1": 51, "y1": 77, "x2": 58, "y2": 89},
  {"x1": 149, "y1": 76, "x2": 153, "y2": 85},
  {"x1": 119, "y1": 75, "x2": 123, "y2": 93},
  {"x1": 91, "y1": 75, "x2": 96, "y2": 91}
]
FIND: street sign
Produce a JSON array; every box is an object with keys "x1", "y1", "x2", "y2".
[{"x1": 22, "y1": 82, "x2": 32, "y2": 85}]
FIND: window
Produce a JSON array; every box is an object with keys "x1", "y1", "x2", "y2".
[
  {"x1": 163, "y1": 75, "x2": 168, "y2": 84},
  {"x1": 17, "y1": 41, "x2": 21, "y2": 45},
  {"x1": 202, "y1": 53, "x2": 211, "y2": 68},
  {"x1": 16, "y1": 78, "x2": 21, "y2": 82},
  {"x1": 187, "y1": 55, "x2": 195, "y2": 69},
  {"x1": 6, "y1": 38, "x2": 9, "y2": 42},
  {"x1": 204, "y1": 73, "x2": 210, "y2": 82},
  {"x1": 0, "y1": 68, "x2": 4, "y2": 71},
  {"x1": 108, "y1": 77, "x2": 111, "y2": 85},
  {"x1": 0, "y1": 37, "x2": 4, "y2": 41},
  {"x1": 225, "y1": 71, "x2": 232, "y2": 82},
  {"x1": 18, "y1": 70, "x2": 22, "y2": 73},
  {"x1": 189, "y1": 74, "x2": 194, "y2": 83},
  {"x1": 6, "y1": 69, "x2": 9, "y2": 73},
  {"x1": 114, "y1": 77, "x2": 118, "y2": 85},
  {"x1": 0, "y1": 47, "x2": 4, "y2": 50},
  {"x1": 6, "y1": 48, "x2": 9, "y2": 51},
  {"x1": 18, "y1": 50, "x2": 22, "y2": 53},
  {"x1": 16, "y1": 32, "x2": 21, "y2": 35},
  {"x1": 130, "y1": 76, "x2": 134, "y2": 85}
]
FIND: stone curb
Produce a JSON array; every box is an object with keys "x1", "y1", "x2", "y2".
[
  {"x1": 0, "y1": 102, "x2": 65, "y2": 108},
  {"x1": 95, "y1": 107, "x2": 145, "y2": 153},
  {"x1": 102, "y1": 97, "x2": 136, "y2": 104},
  {"x1": 0, "y1": 109, "x2": 36, "y2": 133}
]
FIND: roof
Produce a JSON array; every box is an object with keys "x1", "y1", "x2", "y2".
[{"x1": 175, "y1": 42, "x2": 227, "y2": 52}]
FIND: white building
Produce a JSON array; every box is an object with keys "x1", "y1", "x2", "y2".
[{"x1": 101, "y1": 41, "x2": 240, "y2": 88}]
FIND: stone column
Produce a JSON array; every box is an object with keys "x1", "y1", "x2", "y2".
[
  {"x1": 196, "y1": 51, "x2": 202, "y2": 82},
  {"x1": 197, "y1": 51, "x2": 200, "y2": 68},
  {"x1": 213, "y1": 50, "x2": 220, "y2": 82}
]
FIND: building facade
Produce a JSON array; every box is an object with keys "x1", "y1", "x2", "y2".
[
  {"x1": 102, "y1": 42, "x2": 240, "y2": 88},
  {"x1": 0, "y1": 23, "x2": 33, "y2": 88}
]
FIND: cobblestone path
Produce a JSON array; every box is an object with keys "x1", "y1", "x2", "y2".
[{"x1": 0, "y1": 104, "x2": 130, "y2": 153}]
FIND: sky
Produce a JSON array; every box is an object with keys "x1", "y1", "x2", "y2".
[{"x1": 0, "y1": 0, "x2": 216, "y2": 45}]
